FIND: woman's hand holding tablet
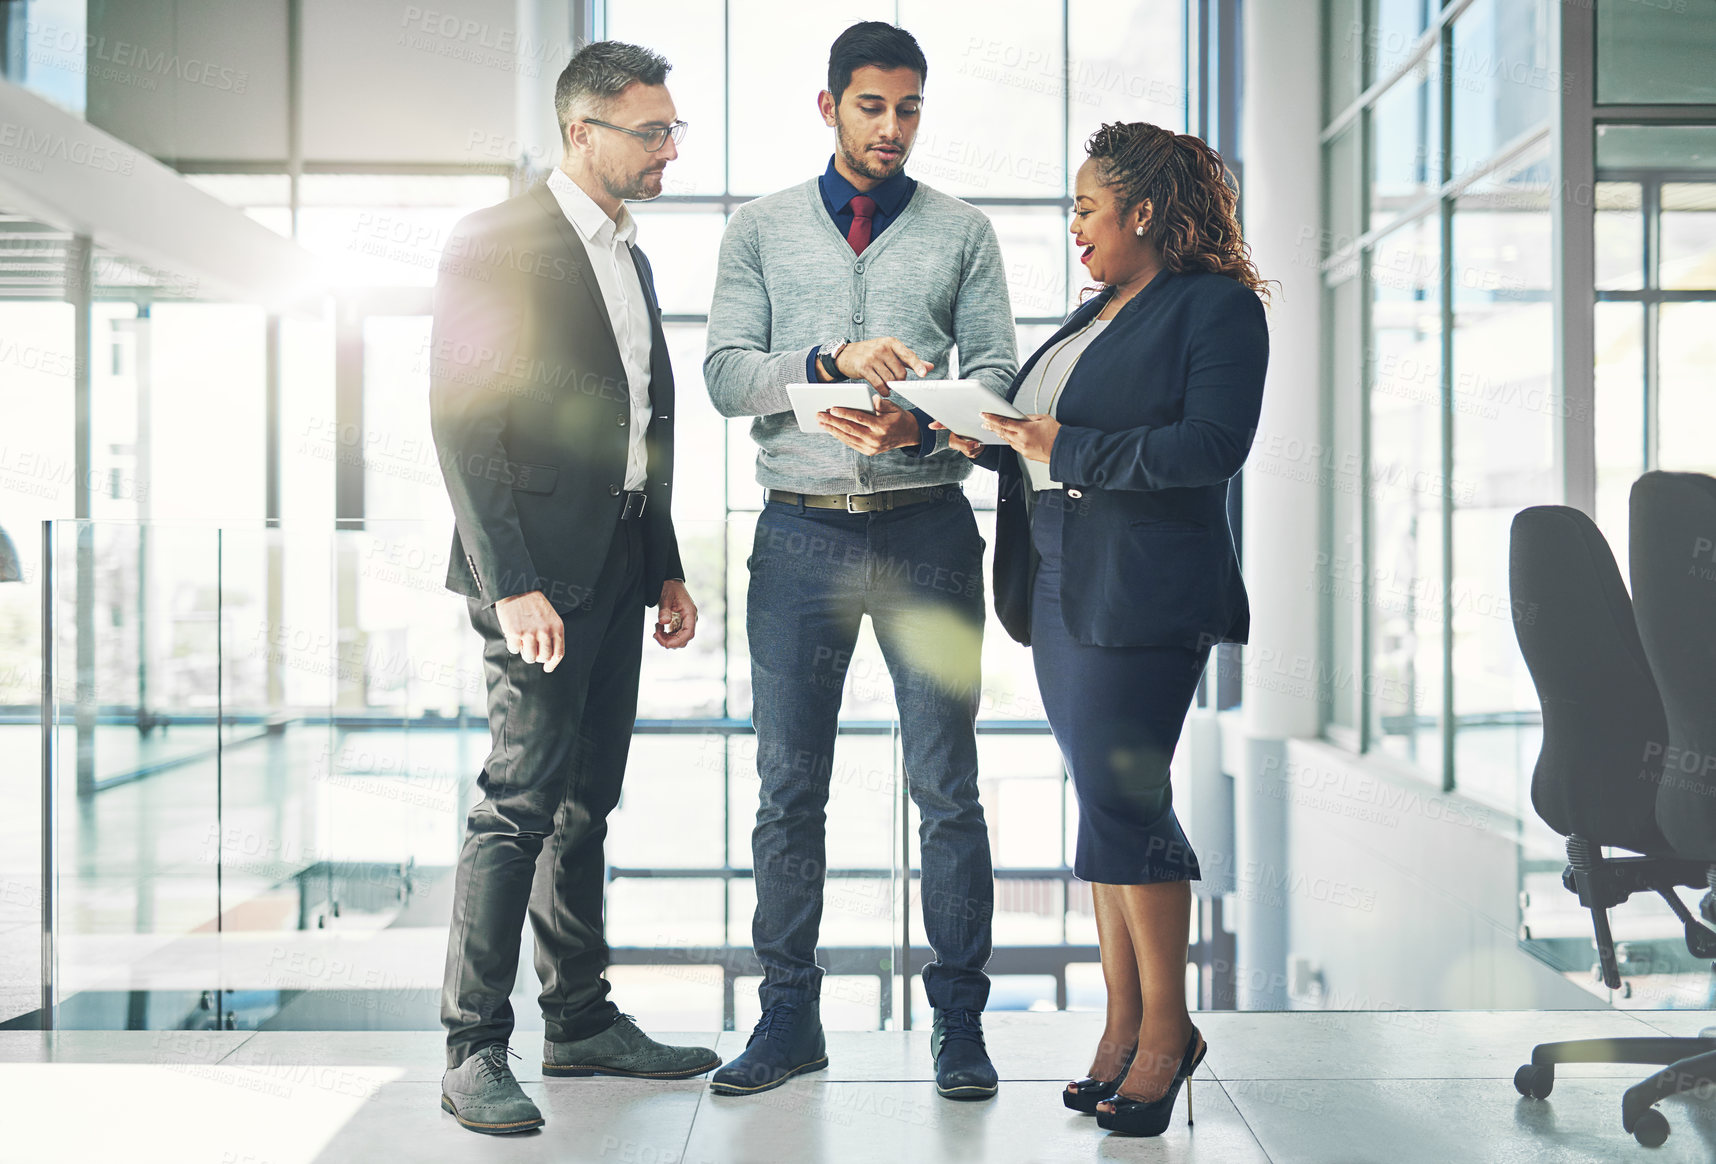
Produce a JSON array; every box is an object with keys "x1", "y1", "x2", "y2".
[{"x1": 886, "y1": 379, "x2": 1027, "y2": 441}]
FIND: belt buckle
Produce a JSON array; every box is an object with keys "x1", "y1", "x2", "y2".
[
  {"x1": 845, "y1": 493, "x2": 864, "y2": 514},
  {"x1": 623, "y1": 491, "x2": 648, "y2": 519}
]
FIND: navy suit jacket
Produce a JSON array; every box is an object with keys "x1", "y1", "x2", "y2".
[{"x1": 984, "y1": 270, "x2": 1268, "y2": 649}]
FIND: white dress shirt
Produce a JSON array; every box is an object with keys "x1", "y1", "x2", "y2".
[
  {"x1": 1017, "y1": 317, "x2": 1110, "y2": 491},
  {"x1": 546, "y1": 166, "x2": 654, "y2": 491}
]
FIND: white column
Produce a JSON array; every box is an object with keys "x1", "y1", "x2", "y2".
[
  {"x1": 515, "y1": 0, "x2": 569, "y2": 177},
  {"x1": 1234, "y1": 0, "x2": 1324, "y2": 1009}
]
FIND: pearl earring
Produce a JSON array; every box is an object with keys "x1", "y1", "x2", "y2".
[{"x1": 1135, "y1": 225, "x2": 1144, "y2": 236}]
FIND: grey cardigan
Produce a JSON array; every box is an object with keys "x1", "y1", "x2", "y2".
[{"x1": 704, "y1": 177, "x2": 1018, "y2": 496}]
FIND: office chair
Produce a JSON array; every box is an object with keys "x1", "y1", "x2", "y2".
[
  {"x1": 0, "y1": 522, "x2": 20, "y2": 582},
  {"x1": 1632, "y1": 472, "x2": 1716, "y2": 866},
  {"x1": 1508, "y1": 504, "x2": 1716, "y2": 1148},
  {"x1": 1618, "y1": 471, "x2": 1716, "y2": 1138}
]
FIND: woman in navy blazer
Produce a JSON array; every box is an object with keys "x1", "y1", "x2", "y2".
[{"x1": 943, "y1": 122, "x2": 1268, "y2": 1137}]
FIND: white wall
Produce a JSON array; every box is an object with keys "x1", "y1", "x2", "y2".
[
  {"x1": 85, "y1": 0, "x2": 290, "y2": 162},
  {"x1": 1279, "y1": 738, "x2": 1595, "y2": 1010},
  {"x1": 84, "y1": 0, "x2": 574, "y2": 168},
  {"x1": 300, "y1": 0, "x2": 530, "y2": 165}
]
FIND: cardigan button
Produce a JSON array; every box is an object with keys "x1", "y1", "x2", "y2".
[{"x1": 1066, "y1": 488, "x2": 1084, "y2": 499}]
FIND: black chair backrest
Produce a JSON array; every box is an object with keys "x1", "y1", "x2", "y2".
[
  {"x1": 1630, "y1": 471, "x2": 1716, "y2": 862},
  {"x1": 1510, "y1": 505, "x2": 1668, "y2": 854}
]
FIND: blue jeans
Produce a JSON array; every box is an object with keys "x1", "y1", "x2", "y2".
[{"x1": 746, "y1": 488, "x2": 994, "y2": 1013}]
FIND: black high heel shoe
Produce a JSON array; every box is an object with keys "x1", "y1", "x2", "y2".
[
  {"x1": 1062, "y1": 1045, "x2": 1137, "y2": 1114},
  {"x1": 1094, "y1": 1026, "x2": 1206, "y2": 1137}
]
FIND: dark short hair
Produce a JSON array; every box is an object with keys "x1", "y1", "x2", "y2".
[
  {"x1": 826, "y1": 21, "x2": 926, "y2": 105},
  {"x1": 555, "y1": 41, "x2": 671, "y2": 140}
]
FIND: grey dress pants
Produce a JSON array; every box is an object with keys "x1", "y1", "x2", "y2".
[{"x1": 441, "y1": 516, "x2": 645, "y2": 1066}]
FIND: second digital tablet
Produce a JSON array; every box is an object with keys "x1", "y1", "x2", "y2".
[{"x1": 889, "y1": 379, "x2": 1027, "y2": 442}]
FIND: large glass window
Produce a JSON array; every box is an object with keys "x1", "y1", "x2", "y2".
[
  {"x1": 1593, "y1": 125, "x2": 1716, "y2": 504},
  {"x1": 1448, "y1": 145, "x2": 1554, "y2": 815},
  {"x1": 1365, "y1": 0, "x2": 1434, "y2": 83},
  {"x1": 1594, "y1": 180, "x2": 1643, "y2": 292},
  {"x1": 1595, "y1": 0, "x2": 1716, "y2": 106},
  {"x1": 1327, "y1": 121, "x2": 1362, "y2": 251},
  {"x1": 295, "y1": 174, "x2": 510, "y2": 289},
  {"x1": 1366, "y1": 220, "x2": 1443, "y2": 769},
  {"x1": 1655, "y1": 303, "x2": 1716, "y2": 476},
  {"x1": 1327, "y1": 0, "x2": 1363, "y2": 120},
  {"x1": 150, "y1": 304, "x2": 268, "y2": 521},
  {"x1": 1592, "y1": 300, "x2": 1644, "y2": 549},
  {"x1": 643, "y1": 0, "x2": 1192, "y2": 747},
  {"x1": 19, "y1": 0, "x2": 1208, "y2": 1035},
  {"x1": 605, "y1": 0, "x2": 727, "y2": 198},
  {"x1": 1322, "y1": 0, "x2": 1555, "y2": 798},
  {"x1": 0, "y1": 298, "x2": 75, "y2": 735},
  {"x1": 900, "y1": 0, "x2": 1064, "y2": 200},
  {"x1": 1449, "y1": 0, "x2": 1553, "y2": 172},
  {"x1": 3, "y1": 0, "x2": 88, "y2": 114},
  {"x1": 626, "y1": 0, "x2": 1194, "y2": 1025},
  {"x1": 725, "y1": 0, "x2": 895, "y2": 194},
  {"x1": 1324, "y1": 273, "x2": 1364, "y2": 739},
  {"x1": 1660, "y1": 182, "x2": 1716, "y2": 290},
  {"x1": 1066, "y1": 0, "x2": 1186, "y2": 174},
  {"x1": 1369, "y1": 57, "x2": 1440, "y2": 232}
]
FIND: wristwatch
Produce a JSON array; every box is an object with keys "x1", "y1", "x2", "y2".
[{"x1": 816, "y1": 338, "x2": 849, "y2": 380}]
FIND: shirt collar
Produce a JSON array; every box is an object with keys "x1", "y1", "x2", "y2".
[
  {"x1": 547, "y1": 165, "x2": 637, "y2": 247},
  {"x1": 818, "y1": 155, "x2": 915, "y2": 218}
]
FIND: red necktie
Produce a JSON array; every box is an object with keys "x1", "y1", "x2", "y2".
[{"x1": 845, "y1": 194, "x2": 877, "y2": 256}]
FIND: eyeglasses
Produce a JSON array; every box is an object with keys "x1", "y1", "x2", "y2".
[{"x1": 581, "y1": 118, "x2": 688, "y2": 153}]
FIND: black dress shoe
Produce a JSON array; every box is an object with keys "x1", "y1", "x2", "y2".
[
  {"x1": 709, "y1": 1002, "x2": 828, "y2": 1096},
  {"x1": 931, "y1": 1009, "x2": 998, "y2": 1101}
]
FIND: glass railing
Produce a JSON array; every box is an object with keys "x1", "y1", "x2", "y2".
[{"x1": 32, "y1": 516, "x2": 1098, "y2": 1036}]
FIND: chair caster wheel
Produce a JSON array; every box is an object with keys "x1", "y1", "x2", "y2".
[
  {"x1": 1631, "y1": 1107, "x2": 1669, "y2": 1148},
  {"x1": 1514, "y1": 1064, "x2": 1553, "y2": 1099}
]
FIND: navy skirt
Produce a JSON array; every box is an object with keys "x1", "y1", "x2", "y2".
[{"x1": 1030, "y1": 494, "x2": 1210, "y2": 884}]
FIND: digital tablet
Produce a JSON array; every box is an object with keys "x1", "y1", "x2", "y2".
[
  {"x1": 889, "y1": 379, "x2": 1026, "y2": 441},
  {"x1": 787, "y1": 384, "x2": 877, "y2": 435}
]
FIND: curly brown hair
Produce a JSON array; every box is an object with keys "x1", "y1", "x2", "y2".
[{"x1": 1083, "y1": 121, "x2": 1270, "y2": 301}]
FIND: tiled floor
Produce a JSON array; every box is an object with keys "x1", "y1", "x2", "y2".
[{"x1": 4, "y1": 1011, "x2": 1716, "y2": 1162}]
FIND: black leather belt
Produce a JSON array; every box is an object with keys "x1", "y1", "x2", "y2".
[{"x1": 766, "y1": 485, "x2": 950, "y2": 513}]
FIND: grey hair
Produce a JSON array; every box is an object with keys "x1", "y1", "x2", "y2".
[{"x1": 554, "y1": 41, "x2": 672, "y2": 139}]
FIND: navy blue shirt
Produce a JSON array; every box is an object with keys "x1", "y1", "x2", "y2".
[
  {"x1": 803, "y1": 156, "x2": 936, "y2": 459},
  {"x1": 819, "y1": 154, "x2": 917, "y2": 245}
]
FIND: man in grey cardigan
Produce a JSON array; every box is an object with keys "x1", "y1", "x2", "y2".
[{"x1": 704, "y1": 21, "x2": 1017, "y2": 1102}]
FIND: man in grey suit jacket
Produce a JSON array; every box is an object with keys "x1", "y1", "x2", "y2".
[{"x1": 430, "y1": 41, "x2": 718, "y2": 1135}]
